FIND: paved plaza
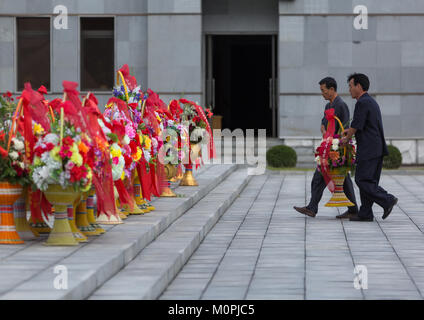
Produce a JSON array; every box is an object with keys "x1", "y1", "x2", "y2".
[
  {"x1": 161, "y1": 172, "x2": 424, "y2": 300},
  {"x1": 1, "y1": 166, "x2": 424, "y2": 300}
]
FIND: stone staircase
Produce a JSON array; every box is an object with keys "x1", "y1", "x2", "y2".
[{"x1": 0, "y1": 164, "x2": 250, "y2": 300}]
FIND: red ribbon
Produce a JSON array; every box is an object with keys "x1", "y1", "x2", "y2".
[{"x1": 318, "y1": 109, "x2": 336, "y2": 193}]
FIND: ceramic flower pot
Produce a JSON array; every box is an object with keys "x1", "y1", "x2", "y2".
[
  {"x1": 0, "y1": 182, "x2": 24, "y2": 244},
  {"x1": 324, "y1": 168, "x2": 355, "y2": 207},
  {"x1": 43, "y1": 184, "x2": 80, "y2": 246}
]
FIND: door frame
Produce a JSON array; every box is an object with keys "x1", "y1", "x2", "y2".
[{"x1": 202, "y1": 32, "x2": 279, "y2": 137}]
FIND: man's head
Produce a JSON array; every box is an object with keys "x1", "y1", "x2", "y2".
[
  {"x1": 319, "y1": 77, "x2": 337, "y2": 101},
  {"x1": 348, "y1": 73, "x2": 369, "y2": 99}
]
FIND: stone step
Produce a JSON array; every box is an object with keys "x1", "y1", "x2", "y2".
[
  {"x1": 0, "y1": 164, "x2": 238, "y2": 300},
  {"x1": 88, "y1": 168, "x2": 252, "y2": 300}
]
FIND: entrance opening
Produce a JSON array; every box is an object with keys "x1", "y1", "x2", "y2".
[{"x1": 207, "y1": 35, "x2": 277, "y2": 137}]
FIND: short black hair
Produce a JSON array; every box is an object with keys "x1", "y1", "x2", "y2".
[
  {"x1": 347, "y1": 73, "x2": 370, "y2": 91},
  {"x1": 319, "y1": 77, "x2": 337, "y2": 92}
]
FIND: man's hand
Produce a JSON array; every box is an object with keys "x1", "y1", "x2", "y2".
[
  {"x1": 320, "y1": 125, "x2": 326, "y2": 137},
  {"x1": 340, "y1": 128, "x2": 356, "y2": 146}
]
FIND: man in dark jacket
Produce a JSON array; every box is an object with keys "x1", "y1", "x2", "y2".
[
  {"x1": 294, "y1": 77, "x2": 358, "y2": 218},
  {"x1": 341, "y1": 73, "x2": 398, "y2": 222}
]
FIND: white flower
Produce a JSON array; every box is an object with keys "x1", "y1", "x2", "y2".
[
  {"x1": 122, "y1": 135, "x2": 130, "y2": 145},
  {"x1": 332, "y1": 138, "x2": 340, "y2": 146},
  {"x1": 190, "y1": 128, "x2": 205, "y2": 142},
  {"x1": 44, "y1": 133, "x2": 59, "y2": 145},
  {"x1": 315, "y1": 156, "x2": 321, "y2": 165},
  {"x1": 12, "y1": 138, "x2": 24, "y2": 151},
  {"x1": 144, "y1": 150, "x2": 151, "y2": 163},
  {"x1": 9, "y1": 151, "x2": 19, "y2": 160},
  {"x1": 332, "y1": 144, "x2": 339, "y2": 151}
]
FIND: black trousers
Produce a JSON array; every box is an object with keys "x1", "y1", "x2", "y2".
[
  {"x1": 306, "y1": 169, "x2": 358, "y2": 214},
  {"x1": 355, "y1": 157, "x2": 395, "y2": 219}
]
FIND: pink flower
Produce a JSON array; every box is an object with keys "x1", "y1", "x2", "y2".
[
  {"x1": 112, "y1": 157, "x2": 119, "y2": 165},
  {"x1": 125, "y1": 124, "x2": 136, "y2": 139}
]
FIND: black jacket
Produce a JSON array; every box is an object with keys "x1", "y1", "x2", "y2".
[
  {"x1": 350, "y1": 92, "x2": 389, "y2": 162},
  {"x1": 321, "y1": 95, "x2": 350, "y2": 134}
]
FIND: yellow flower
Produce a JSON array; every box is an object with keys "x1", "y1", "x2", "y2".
[
  {"x1": 70, "y1": 152, "x2": 83, "y2": 166},
  {"x1": 156, "y1": 114, "x2": 162, "y2": 122},
  {"x1": 33, "y1": 123, "x2": 44, "y2": 135},
  {"x1": 33, "y1": 156, "x2": 42, "y2": 166},
  {"x1": 132, "y1": 147, "x2": 143, "y2": 161},
  {"x1": 50, "y1": 146, "x2": 61, "y2": 162},
  {"x1": 111, "y1": 147, "x2": 122, "y2": 158},
  {"x1": 121, "y1": 170, "x2": 125, "y2": 180},
  {"x1": 143, "y1": 135, "x2": 151, "y2": 150}
]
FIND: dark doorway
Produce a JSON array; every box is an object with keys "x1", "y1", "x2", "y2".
[{"x1": 206, "y1": 35, "x2": 277, "y2": 137}]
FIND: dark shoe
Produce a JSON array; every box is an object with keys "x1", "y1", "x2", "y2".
[
  {"x1": 336, "y1": 211, "x2": 358, "y2": 219},
  {"x1": 349, "y1": 215, "x2": 374, "y2": 222},
  {"x1": 382, "y1": 197, "x2": 398, "y2": 220},
  {"x1": 293, "y1": 206, "x2": 316, "y2": 218}
]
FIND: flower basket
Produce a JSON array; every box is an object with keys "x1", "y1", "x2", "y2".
[
  {"x1": 324, "y1": 167, "x2": 355, "y2": 207},
  {"x1": 315, "y1": 113, "x2": 356, "y2": 208}
]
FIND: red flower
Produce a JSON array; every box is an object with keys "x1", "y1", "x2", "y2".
[
  {"x1": 62, "y1": 136, "x2": 74, "y2": 146},
  {"x1": 192, "y1": 116, "x2": 201, "y2": 124},
  {"x1": 45, "y1": 143, "x2": 55, "y2": 151},
  {"x1": 70, "y1": 165, "x2": 87, "y2": 182},
  {"x1": 128, "y1": 103, "x2": 138, "y2": 110},
  {"x1": 179, "y1": 98, "x2": 193, "y2": 105},
  {"x1": 0, "y1": 146, "x2": 8, "y2": 158},
  {"x1": 124, "y1": 154, "x2": 133, "y2": 167},
  {"x1": 13, "y1": 164, "x2": 24, "y2": 177},
  {"x1": 6, "y1": 91, "x2": 12, "y2": 98},
  {"x1": 34, "y1": 146, "x2": 45, "y2": 157},
  {"x1": 0, "y1": 131, "x2": 5, "y2": 142},
  {"x1": 129, "y1": 140, "x2": 138, "y2": 154},
  {"x1": 206, "y1": 108, "x2": 213, "y2": 119},
  {"x1": 37, "y1": 85, "x2": 48, "y2": 95}
]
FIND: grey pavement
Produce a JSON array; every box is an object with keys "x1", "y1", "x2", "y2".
[{"x1": 160, "y1": 172, "x2": 424, "y2": 300}]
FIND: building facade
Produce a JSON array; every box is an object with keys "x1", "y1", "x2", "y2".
[{"x1": 0, "y1": 0, "x2": 423, "y2": 163}]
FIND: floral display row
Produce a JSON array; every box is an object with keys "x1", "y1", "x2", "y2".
[{"x1": 0, "y1": 65, "x2": 214, "y2": 246}]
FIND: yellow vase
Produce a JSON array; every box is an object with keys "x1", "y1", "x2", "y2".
[
  {"x1": 325, "y1": 168, "x2": 355, "y2": 207},
  {"x1": 161, "y1": 164, "x2": 177, "y2": 197},
  {"x1": 180, "y1": 144, "x2": 201, "y2": 186},
  {"x1": 43, "y1": 185, "x2": 79, "y2": 246}
]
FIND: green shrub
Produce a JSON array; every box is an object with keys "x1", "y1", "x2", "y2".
[
  {"x1": 266, "y1": 145, "x2": 297, "y2": 168},
  {"x1": 383, "y1": 145, "x2": 402, "y2": 169}
]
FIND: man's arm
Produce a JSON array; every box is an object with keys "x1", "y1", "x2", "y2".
[
  {"x1": 321, "y1": 124, "x2": 326, "y2": 136},
  {"x1": 341, "y1": 101, "x2": 366, "y2": 145},
  {"x1": 341, "y1": 127, "x2": 356, "y2": 145}
]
